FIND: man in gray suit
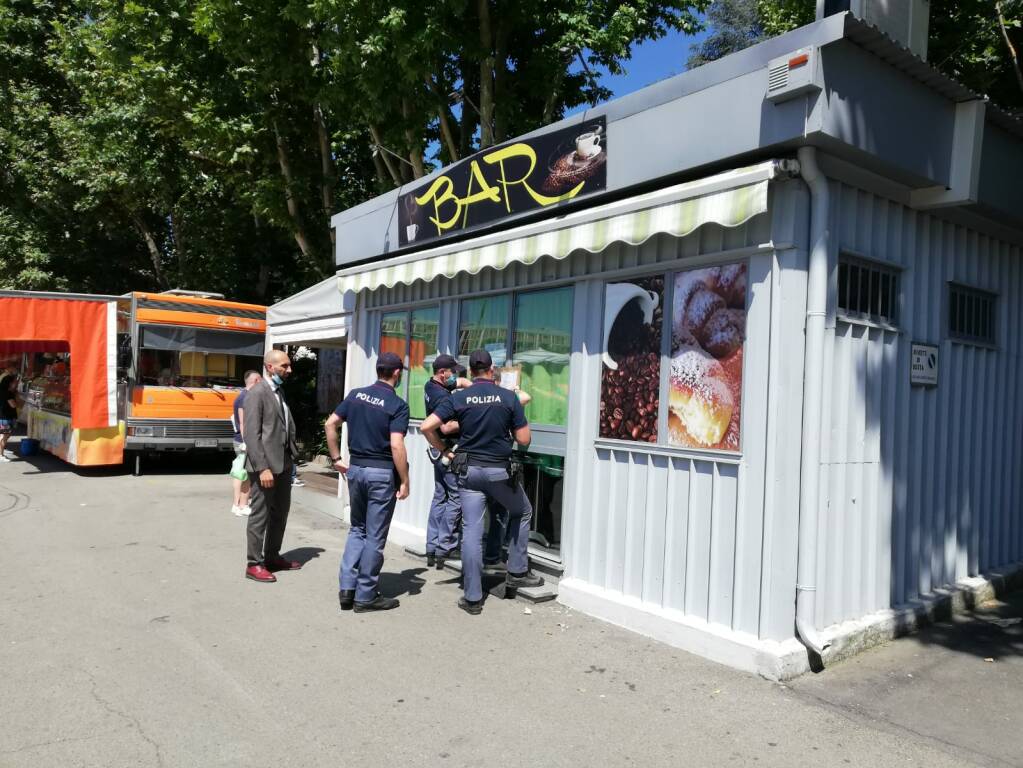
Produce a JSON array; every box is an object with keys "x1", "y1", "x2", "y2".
[{"x1": 244, "y1": 349, "x2": 301, "y2": 583}]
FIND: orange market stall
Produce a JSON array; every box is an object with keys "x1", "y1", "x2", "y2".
[{"x1": 0, "y1": 291, "x2": 125, "y2": 465}]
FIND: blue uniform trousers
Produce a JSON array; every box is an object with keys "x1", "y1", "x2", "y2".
[
  {"x1": 484, "y1": 503, "x2": 509, "y2": 564},
  {"x1": 340, "y1": 465, "x2": 398, "y2": 603},
  {"x1": 426, "y1": 461, "x2": 461, "y2": 555},
  {"x1": 458, "y1": 465, "x2": 532, "y2": 602}
]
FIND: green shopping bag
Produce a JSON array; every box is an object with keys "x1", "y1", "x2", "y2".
[{"x1": 230, "y1": 452, "x2": 248, "y2": 481}]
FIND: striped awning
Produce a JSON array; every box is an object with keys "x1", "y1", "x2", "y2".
[{"x1": 337, "y1": 161, "x2": 779, "y2": 295}]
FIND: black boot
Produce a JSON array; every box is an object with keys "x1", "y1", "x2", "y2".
[
  {"x1": 458, "y1": 597, "x2": 484, "y2": 615},
  {"x1": 426, "y1": 553, "x2": 436, "y2": 567},
  {"x1": 338, "y1": 589, "x2": 355, "y2": 611},
  {"x1": 354, "y1": 595, "x2": 400, "y2": 612},
  {"x1": 505, "y1": 571, "x2": 544, "y2": 589}
]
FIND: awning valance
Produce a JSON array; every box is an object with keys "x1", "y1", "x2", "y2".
[
  {"x1": 337, "y1": 161, "x2": 779, "y2": 295},
  {"x1": 267, "y1": 276, "x2": 349, "y2": 347}
]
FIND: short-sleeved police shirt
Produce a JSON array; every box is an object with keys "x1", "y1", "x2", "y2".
[
  {"x1": 431, "y1": 378, "x2": 527, "y2": 464},
  {"x1": 335, "y1": 381, "x2": 410, "y2": 468},
  {"x1": 423, "y1": 378, "x2": 452, "y2": 417}
]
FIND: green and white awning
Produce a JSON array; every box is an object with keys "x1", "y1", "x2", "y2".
[{"x1": 337, "y1": 161, "x2": 779, "y2": 295}]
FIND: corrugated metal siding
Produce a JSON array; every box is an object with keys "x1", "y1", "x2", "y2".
[
  {"x1": 817, "y1": 181, "x2": 1023, "y2": 629},
  {"x1": 346, "y1": 194, "x2": 812, "y2": 641}
]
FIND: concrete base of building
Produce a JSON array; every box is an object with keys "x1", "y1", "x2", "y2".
[{"x1": 560, "y1": 560, "x2": 1023, "y2": 681}]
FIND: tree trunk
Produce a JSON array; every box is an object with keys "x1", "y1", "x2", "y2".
[
  {"x1": 369, "y1": 124, "x2": 402, "y2": 186},
  {"x1": 314, "y1": 104, "x2": 335, "y2": 216},
  {"x1": 493, "y1": 18, "x2": 509, "y2": 142},
  {"x1": 273, "y1": 119, "x2": 314, "y2": 259},
  {"x1": 428, "y1": 75, "x2": 461, "y2": 162},
  {"x1": 477, "y1": 0, "x2": 495, "y2": 148},
  {"x1": 543, "y1": 67, "x2": 565, "y2": 125},
  {"x1": 402, "y1": 98, "x2": 427, "y2": 178},
  {"x1": 458, "y1": 54, "x2": 479, "y2": 158},
  {"x1": 253, "y1": 212, "x2": 271, "y2": 300},
  {"x1": 996, "y1": 1, "x2": 1023, "y2": 95},
  {"x1": 371, "y1": 149, "x2": 392, "y2": 190},
  {"x1": 130, "y1": 211, "x2": 168, "y2": 289}
]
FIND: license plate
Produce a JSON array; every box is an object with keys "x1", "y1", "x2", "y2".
[{"x1": 194, "y1": 439, "x2": 218, "y2": 448}]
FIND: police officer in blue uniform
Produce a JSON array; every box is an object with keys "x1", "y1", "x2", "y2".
[
  {"x1": 423, "y1": 354, "x2": 465, "y2": 569},
  {"x1": 325, "y1": 351, "x2": 410, "y2": 612},
  {"x1": 421, "y1": 349, "x2": 544, "y2": 614}
]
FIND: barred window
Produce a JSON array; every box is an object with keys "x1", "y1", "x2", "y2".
[
  {"x1": 949, "y1": 284, "x2": 996, "y2": 346},
  {"x1": 837, "y1": 256, "x2": 899, "y2": 326}
]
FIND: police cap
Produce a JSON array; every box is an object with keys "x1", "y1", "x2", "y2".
[
  {"x1": 376, "y1": 352, "x2": 406, "y2": 373},
  {"x1": 432, "y1": 353, "x2": 458, "y2": 372},
  {"x1": 468, "y1": 349, "x2": 493, "y2": 372}
]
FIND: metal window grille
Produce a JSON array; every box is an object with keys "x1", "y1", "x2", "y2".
[
  {"x1": 948, "y1": 284, "x2": 996, "y2": 345},
  {"x1": 837, "y1": 256, "x2": 899, "y2": 325}
]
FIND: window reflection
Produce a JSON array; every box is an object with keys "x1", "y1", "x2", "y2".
[
  {"x1": 514, "y1": 288, "x2": 572, "y2": 426},
  {"x1": 458, "y1": 296, "x2": 510, "y2": 367}
]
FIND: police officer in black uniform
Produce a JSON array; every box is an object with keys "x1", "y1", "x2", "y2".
[
  {"x1": 424, "y1": 354, "x2": 470, "y2": 569},
  {"x1": 421, "y1": 349, "x2": 544, "y2": 614},
  {"x1": 325, "y1": 351, "x2": 410, "y2": 612}
]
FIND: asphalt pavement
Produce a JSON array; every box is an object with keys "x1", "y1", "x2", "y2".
[{"x1": 1, "y1": 450, "x2": 1020, "y2": 768}]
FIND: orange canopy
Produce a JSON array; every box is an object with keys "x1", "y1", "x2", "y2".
[{"x1": 0, "y1": 295, "x2": 117, "y2": 429}]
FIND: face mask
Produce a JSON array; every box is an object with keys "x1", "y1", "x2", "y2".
[
  {"x1": 445, "y1": 373, "x2": 457, "y2": 389},
  {"x1": 271, "y1": 373, "x2": 284, "y2": 386}
]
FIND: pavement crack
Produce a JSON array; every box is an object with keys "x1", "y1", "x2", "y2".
[
  {"x1": 0, "y1": 731, "x2": 114, "y2": 756},
  {"x1": 85, "y1": 670, "x2": 166, "y2": 767}
]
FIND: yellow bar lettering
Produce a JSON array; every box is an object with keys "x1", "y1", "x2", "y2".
[
  {"x1": 460, "y1": 160, "x2": 502, "y2": 228},
  {"x1": 484, "y1": 143, "x2": 587, "y2": 208},
  {"x1": 415, "y1": 175, "x2": 462, "y2": 235}
]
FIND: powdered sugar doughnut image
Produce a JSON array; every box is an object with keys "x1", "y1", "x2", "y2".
[{"x1": 668, "y1": 262, "x2": 747, "y2": 451}]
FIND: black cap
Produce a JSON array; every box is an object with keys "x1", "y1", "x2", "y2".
[
  {"x1": 454, "y1": 363, "x2": 468, "y2": 377},
  {"x1": 376, "y1": 352, "x2": 406, "y2": 372},
  {"x1": 432, "y1": 353, "x2": 458, "y2": 372},
  {"x1": 468, "y1": 349, "x2": 493, "y2": 370}
]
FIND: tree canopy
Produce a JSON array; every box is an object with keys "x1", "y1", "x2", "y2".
[{"x1": 0, "y1": 0, "x2": 708, "y2": 302}]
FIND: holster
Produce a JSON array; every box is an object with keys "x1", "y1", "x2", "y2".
[
  {"x1": 426, "y1": 447, "x2": 442, "y2": 464},
  {"x1": 450, "y1": 451, "x2": 469, "y2": 477},
  {"x1": 508, "y1": 459, "x2": 524, "y2": 488}
]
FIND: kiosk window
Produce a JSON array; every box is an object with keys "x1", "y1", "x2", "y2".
[
  {"x1": 458, "y1": 296, "x2": 510, "y2": 366},
  {"x1": 377, "y1": 307, "x2": 439, "y2": 418},
  {"x1": 513, "y1": 288, "x2": 572, "y2": 427}
]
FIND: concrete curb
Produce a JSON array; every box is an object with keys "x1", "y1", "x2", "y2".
[{"x1": 812, "y1": 560, "x2": 1023, "y2": 674}]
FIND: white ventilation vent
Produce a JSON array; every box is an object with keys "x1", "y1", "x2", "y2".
[{"x1": 765, "y1": 47, "x2": 820, "y2": 104}]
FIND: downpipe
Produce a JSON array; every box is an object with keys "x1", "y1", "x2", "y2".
[{"x1": 795, "y1": 146, "x2": 831, "y2": 665}]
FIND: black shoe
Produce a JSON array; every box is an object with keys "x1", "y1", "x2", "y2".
[
  {"x1": 436, "y1": 549, "x2": 461, "y2": 570},
  {"x1": 505, "y1": 571, "x2": 544, "y2": 589},
  {"x1": 483, "y1": 560, "x2": 508, "y2": 573},
  {"x1": 338, "y1": 589, "x2": 355, "y2": 611},
  {"x1": 353, "y1": 595, "x2": 400, "y2": 612},
  {"x1": 426, "y1": 553, "x2": 436, "y2": 567},
  {"x1": 458, "y1": 597, "x2": 483, "y2": 615}
]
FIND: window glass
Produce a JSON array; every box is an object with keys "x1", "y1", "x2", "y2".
[
  {"x1": 380, "y1": 311, "x2": 409, "y2": 399},
  {"x1": 409, "y1": 307, "x2": 440, "y2": 419},
  {"x1": 513, "y1": 288, "x2": 573, "y2": 426},
  {"x1": 137, "y1": 349, "x2": 261, "y2": 387},
  {"x1": 459, "y1": 295, "x2": 510, "y2": 367}
]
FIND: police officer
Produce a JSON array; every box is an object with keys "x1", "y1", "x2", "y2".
[
  {"x1": 423, "y1": 354, "x2": 466, "y2": 569},
  {"x1": 421, "y1": 349, "x2": 544, "y2": 615},
  {"x1": 325, "y1": 351, "x2": 410, "y2": 613}
]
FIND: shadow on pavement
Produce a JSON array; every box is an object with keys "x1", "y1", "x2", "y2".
[
  {"x1": 377, "y1": 568, "x2": 428, "y2": 599},
  {"x1": 910, "y1": 589, "x2": 1023, "y2": 662},
  {"x1": 281, "y1": 546, "x2": 326, "y2": 566}
]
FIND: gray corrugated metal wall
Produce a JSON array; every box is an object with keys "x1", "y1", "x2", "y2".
[
  {"x1": 816, "y1": 180, "x2": 1023, "y2": 629},
  {"x1": 345, "y1": 187, "x2": 813, "y2": 642}
]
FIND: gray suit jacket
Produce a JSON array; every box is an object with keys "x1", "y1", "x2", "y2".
[{"x1": 243, "y1": 378, "x2": 298, "y2": 476}]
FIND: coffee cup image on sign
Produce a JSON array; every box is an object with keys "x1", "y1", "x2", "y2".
[
  {"x1": 406, "y1": 224, "x2": 419, "y2": 242},
  {"x1": 575, "y1": 131, "x2": 601, "y2": 159},
  {"x1": 599, "y1": 275, "x2": 664, "y2": 442}
]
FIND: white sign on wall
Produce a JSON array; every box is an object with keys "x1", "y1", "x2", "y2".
[{"x1": 911, "y1": 343, "x2": 939, "y2": 387}]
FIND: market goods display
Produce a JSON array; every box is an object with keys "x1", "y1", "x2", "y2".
[{"x1": 668, "y1": 264, "x2": 747, "y2": 451}]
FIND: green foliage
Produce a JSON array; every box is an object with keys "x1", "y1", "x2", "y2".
[
  {"x1": 1, "y1": 0, "x2": 710, "y2": 300},
  {"x1": 756, "y1": 0, "x2": 813, "y2": 38},
  {"x1": 688, "y1": 0, "x2": 762, "y2": 69}
]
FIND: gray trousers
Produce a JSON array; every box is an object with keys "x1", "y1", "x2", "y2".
[
  {"x1": 458, "y1": 465, "x2": 532, "y2": 602},
  {"x1": 427, "y1": 462, "x2": 462, "y2": 555},
  {"x1": 246, "y1": 466, "x2": 293, "y2": 565},
  {"x1": 340, "y1": 465, "x2": 398, "y2": 603}
]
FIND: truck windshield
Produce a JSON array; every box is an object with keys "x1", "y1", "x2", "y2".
[{"x1": 137, "y1": 326, "x2": 264, "y2": 388}]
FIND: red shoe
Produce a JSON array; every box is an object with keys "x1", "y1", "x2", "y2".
[
  {"x1": 245, "y1": 564, "x2": 277, "y2": 583},
  {"x1": 265, "y1": 556, "x2": 302, "y2": 572}
]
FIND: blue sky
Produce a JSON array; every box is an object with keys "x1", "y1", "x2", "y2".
[{"x1": 567, "y1": 25, "x2": 710, "y2": 116}]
